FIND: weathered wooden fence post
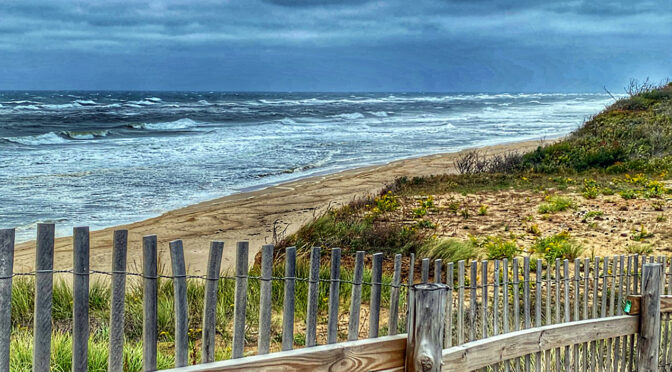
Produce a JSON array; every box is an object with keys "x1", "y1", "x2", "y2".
[
  {"x1": 638, "y1": 262, "x2": 662, "y2": 372},
  {"x1": 0, "y1": 228, "x2": 15, "y2": 372},
  {"x1": 143, "y1": 235, "x2": 158, "y2": 372},
  {"x1": 406, "y1": 283, "x2": 448, "y2": 372},
  {"x1": 73, "y1": 226, "x2": 90, "y2": 372},
  {"x1": 108, "y1": 229, "x2": 128, "y2": 372},
  {"x1": 33, "y1": 223, "x2": 54, "y2": 372}
]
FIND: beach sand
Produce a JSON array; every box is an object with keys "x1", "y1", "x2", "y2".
[{"x1": 12, "y1": 139, "x2": 546, "y2": 274}]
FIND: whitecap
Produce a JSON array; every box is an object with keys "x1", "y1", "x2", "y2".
[
  {"x1": 197, "y1": 99, "x2": 212, "y2": 105},
  {"x1": 279, "y1": 118, "x2": 297, "y2": 125},
  {"x1": 74, "y1": 100, "x2": 97, "y2": 106},
  {"x1": 61, "y1": 130, "x2": 110, "y2": 140},
  {"x1": 4, "y1": 132, "x2": 69, "y2": 145},
  {"x1": 369, "y1": 111, "x2": 388, "y2": 117},
  {"x1": 140, "y1": 118, "x2": 199, "y2": 131},
  {"x1": 13, "y1": 105, "x2": 40, "y2": 110},
  {"x1": 145, "y1": 97, "x2": 162, "y2": 103},
  {"x1": 335, "y1": 112, "x2": 365, "y2": 120}
]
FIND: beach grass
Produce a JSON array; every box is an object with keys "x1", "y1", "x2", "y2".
[{"x1": 8, "y1": 256, "x2": 400, "y2": 371}]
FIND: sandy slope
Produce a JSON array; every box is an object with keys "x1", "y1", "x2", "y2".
[{"x1": 12, "y1": 139, "x2": 546, "y2": 274}]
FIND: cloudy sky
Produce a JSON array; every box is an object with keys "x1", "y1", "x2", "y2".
[{"x1": 0, "y1": 0, "x2": 670, "y2": 92}]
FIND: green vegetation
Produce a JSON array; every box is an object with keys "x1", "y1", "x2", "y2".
[
  {"x1": 9, "y1": 256, "x2": 401, "y2": 371},
  {"x1": 417, "y1": 238, "x2": 478, "y2": 262},
  {"x1": 476, "y1": 236, "x2": 520, "y2": 260},
  {"x1": 537, "y1": 196, "x2": 577, "y2": 214},
  {"x1": 625, "y1": 244, "x2": 654, "y2": 255},
  {"x1": 532, "y1": 232, "x2": 585, "y2": 262}
]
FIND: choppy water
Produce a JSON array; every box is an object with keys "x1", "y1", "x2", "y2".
[{"x1": 0, "y1": 91, "x2": 614, "y2": 242}]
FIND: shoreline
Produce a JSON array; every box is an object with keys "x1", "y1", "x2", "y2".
[{"x1": 12, "y1": 137, "x2": 548, "y2": 274}]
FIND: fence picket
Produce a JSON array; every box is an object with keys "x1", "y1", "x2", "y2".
[
  {"x1": 406, "y1": 253, "x2": 415, "y2": 333},
  {"x1": 33, "y1": 224, "x2": 55, "y2": 372},
  {"x1": 482, "y1": 259, "x2": 489, "y2": 343},
  {"x1": 445, "y1": 261, "x2": 454, "y2": 347},
  {"x1": 348, "y1": 251, "x2": 364, "y2": 341},
  {"x1": 306, "y1": 246, "x2": 320, "y2": 347},
  {"x1": 435, "y1": 259, "x2": 442, "y2": 283},
  {"x1": 389, "y1": 254, "x2": 402, "y2": 336},
  {"x1": 502, "y1": 258, "x2": 510, "y2": 372},
  {"x1": 458, "y1": 260, "x2": 465, "y2": 346},
  {"x1": 513, "y1": 258, "x2": 520, "y2": 372},
  {"x1": 0, "y1": 228, "x2": 14, "y2": 372},
  {"x1": 142, "y1": 235, "x2": 157, "y2": 372},
  {"x1": 109, "y1": 230, "x2": 128, "y2": 372},
  {"x1": 73, "y1": 227, "x2": 91, "y2": 372},
  {"x1": 169, "y1": 240, "x2": 188, "y2": 367},
  {"x1": 369, "y1": 252, "x2": 383, "y2": 338},
  {"x1": 421, "y1": 257, "x2": 429, "y2": 283},
  {"x1": 563, "y1": 260, "x2": 570, "y2": 371},
  {"x1": 327, "y1": 247, "x2": 341, "y2": 344},
  {"x1": 258, "y1": 244, "x2": 275, "y2": 353},
  {"x1": 202, "y1": 241, "x2": 224, "y2": 362},
  {"x1": 470, "y1": 260, "x2": 477, "y2": 342},
  {"x1": 281, "y1": 246, "x2": 297, "y2": 351},
  {"x1": 523, "y1": 257, "x2": 530, "y2": 372},
  {"x1": 232, "y1": 241, "x2": 249, "y2": 357},
  {"x1": 573, "y1": 259, "x2": 581, "y2": 370},
  {"x1": 535, "y1": 259, "x2": 541, "y2": 372}
]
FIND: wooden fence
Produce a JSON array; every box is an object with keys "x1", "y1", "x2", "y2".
[{"x1": 1, "y1": 224, "x2": 671, "y2": 371}]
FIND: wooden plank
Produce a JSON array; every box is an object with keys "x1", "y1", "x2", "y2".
[
  {"x1": 406, "y1": 283, "x2": 448, "y2": 372},
  {"x1": 203, "y1": 241, "x2": 224, "y2": 362},
  {"x1": 348, "y1": 251, "x2": 364, "y2": 341},
  {"x1": 442, "y1": 316, "x2": 639, "y2": 372},
  {"x1": 169, "y1": 240, "x2": 189, "y2": 367},
  {"x1": 33, "y1": 223, "x2": 55, "y2": 372},
  {"x1": 306, "y1": 246, "x2": 321, "y2": 347},
  {"x1": 0, "y1": 228, "x2": 14, "y2": 372},
  {"x1": 421, "y1": 258, "x2": 430, "y2": 284},
  {"x1": 282, "y1": 247, "x2": 297, "y2": 350},
  {"x1": 370, "y1": 252, "x2": 383, "y2": 338},
  {"x1": 109, "y1": 230, "x2": 128, "y2": 372},
  {"x1": 457, "y1": 260, "x2": 465, "y2": 346},
  {"x1": 470, "y1": 260, "x2": 477, "y2": 342},
  {"x1": 161, "y1": 334, "x2": 407, "y2": 372},
  {"x1": 327, "y1": 247, "x2": 341, "y2": 344},
  {"x1": 232, "y1": 241, "x2": 249, "y2": 357},
  {"x1": 73, "y1": 227, "x2": 91, "y2": 372},
  {"x1": 142, "y1": 235, "x2": 157, "y2": 371},
  {"x1": 638, "y1": 263, "x2": 662, "y2": 371},
  {"x1": 435, "y1": 259, "x2": 442, "y2": 283},
  {"x1": 445, "y1": 262, "x2": 454, "y2": 348},
  {"x1": 259, "y1": 244, "x2": 275, "y2": 352},
  {"x1": 389, "y1": 254, "x2": 402, "y2": 336},
  {"x1": 623, "y1": 294, "x2": 672, "y2": 315}
]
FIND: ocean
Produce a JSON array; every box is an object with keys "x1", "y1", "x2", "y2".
[{"x1": 0, "y1": 91, "x2": 614, "y2": 242}]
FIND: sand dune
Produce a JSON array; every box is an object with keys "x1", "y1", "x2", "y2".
[{"x1": 12, "y1": 139, "x2": 547, "y2": 274}]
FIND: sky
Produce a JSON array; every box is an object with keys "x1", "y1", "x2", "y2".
[{"x1": 0, "y1": 0, "x2": 670, "y2": 92}]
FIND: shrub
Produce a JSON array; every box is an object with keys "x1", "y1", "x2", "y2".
[
  {"x1": 631, "y1": 224, "x2": 653, "y2": 241},
  {"x1": 481, "y1": 236, "x2": 520, "y2": 260},
  {"x1": 418, "y1": 238, "x2": 478, "y2": 262},
  {"x1": 478, "y1": 205, "x2": 489, "y2": 216},
  {"x1": 538, "y1": 196, "x2": 577, "y2": 214},
  {"x1": 624, "y1": 244, "x2": 653, "y2": 255},
  {"x1": 533, "y1": 231, "x2": 585, "y2": 261},
  {"x1": 620, "y1": 189, "x2": 637, "y2": 200}
]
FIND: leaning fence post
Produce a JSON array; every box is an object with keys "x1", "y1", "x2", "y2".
[
  {"x1": 73, "y1": 226, "x2": 90, "y2": 372},
  {"x1": 406, "y1": 283, "x2": 448, "y2": 372},
  {"x1": 34, "y1": 223, "x2": 54, "y2": 372},
  {"x1": 638, "y1": 263, "x2": 662, "y2": 372},
  {"x1": 0, "y1": 228, "x2": 15, "y2": 372}
]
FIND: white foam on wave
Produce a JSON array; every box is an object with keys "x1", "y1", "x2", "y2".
[
  {"x1": 13, "y1": 105, "x2": 40, "y2": 110},
  {"x1": 197, "y1": 100, "x2": 212, "y2": 105},
  {"x1": 61, "y1": 130, "x2": 110, "y2": 140},
  {"x1": 74, "y1": 100, "x2": 97, "y2": 106},
  {"x1": 2, "y1": 100, "x2": 41, "y2": 105},
  {"x1": 369, "y1": 111, "x2": 388, "y2": 117},
  {"x1": 4, "y1": 132, "x2": 69, "y2": 145},
  {"x1": 335, "y1": 112, "x2": 365, "y2": 120},
  {"x1": 145, "y1": 97, "x2": 162, "y2": 103},
  {"x1": 279, "y1": 118, "x2": 298, "y2": 125},
  {"x1": 135, "y1": 118, "x2": 199, "y2": 131}
]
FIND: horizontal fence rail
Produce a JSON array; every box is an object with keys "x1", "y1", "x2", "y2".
[{"x1": 1, "y1": 224, "x2": 672, "y2": 371}]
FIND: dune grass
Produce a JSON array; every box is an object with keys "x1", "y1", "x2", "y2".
[{"x1": 9, "y1": 255, "x2": 401, "y2": 371}]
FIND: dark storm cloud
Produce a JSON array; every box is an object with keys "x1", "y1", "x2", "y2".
[{"x1": 0, "y1": 0, "x2": 669, "y2": 91}]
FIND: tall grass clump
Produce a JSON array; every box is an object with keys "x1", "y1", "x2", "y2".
[{"x1": 418, "y1": 238, "x2": 478, "y2": 262}]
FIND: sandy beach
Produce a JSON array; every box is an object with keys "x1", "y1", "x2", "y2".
[{"x1": 12, "y1": 139, "x2": 546, "y2": 274}]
